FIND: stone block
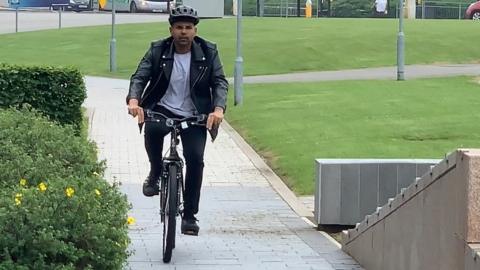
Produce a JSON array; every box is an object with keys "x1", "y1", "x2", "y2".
[
  {"x1": 359, "y1": 164, "x2": 379, "y2": 219},
  {"x1": 397, "y1": 163, "x2": 416, "y2": 192},
  {"x1": 319, "y1": 164, "x2": 341, "y2": 224},
  {"x1": 378, "y1": 163, "x2": 397, "y2": 206},
  {"x1": 465, "y1": 151, "x2": 480, "y2": 242},
  {"x1": 340, "y1": 164, "x2": 360, "y2": 224}
]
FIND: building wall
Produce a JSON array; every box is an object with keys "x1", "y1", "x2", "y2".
[{"x1": 182, "y1": 0, "x2": 224, "y2": 18}]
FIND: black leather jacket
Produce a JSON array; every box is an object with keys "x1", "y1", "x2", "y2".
[{"x1": 126, "y1": 36, "x2": 228, "y2": 115}]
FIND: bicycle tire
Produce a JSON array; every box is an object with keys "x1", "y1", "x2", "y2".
[
  {"x1": 160, "y1": 171, "x2": 166, "y2": 223},
  {"x1": 162, "y1": 164, "x2": 178, "y2": 263}
]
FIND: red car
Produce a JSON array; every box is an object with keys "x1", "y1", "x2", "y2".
[{"x1": 466, "y1": 1, "x2": 480, "y2": 20}]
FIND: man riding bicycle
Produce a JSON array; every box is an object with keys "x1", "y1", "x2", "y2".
[{"x1": 126, "y1": 5, "x2": 228, "y2": 235}]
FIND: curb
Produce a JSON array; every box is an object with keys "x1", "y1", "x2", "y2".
[{"x1": 221, "y1": 120, "x2": 313, "y2": 219}]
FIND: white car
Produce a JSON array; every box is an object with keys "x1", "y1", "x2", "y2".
[{"x1": 100, "y1": 0, "x2": 175, "y2": 13}]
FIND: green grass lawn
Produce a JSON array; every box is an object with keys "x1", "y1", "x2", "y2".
[
  {"x1": 0, "y1": 18, "x2": 479, "y2": 77},
  {"x1": 1, "y1": 18, "x2": 479, "y2": 195},
  {"x1": 226, "y1": 76, "x2": 480, "y2": 194}
]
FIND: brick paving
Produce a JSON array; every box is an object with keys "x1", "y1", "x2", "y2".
[{"x1": 84, "y1": 76, "x2": 364, "y2": 270}]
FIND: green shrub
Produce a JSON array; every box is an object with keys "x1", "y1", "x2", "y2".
[
  {"x1": 0, "y1": 64, "x2": 86, "y2": 132},
  {"x1": 331, "y1": 0, "x2": 372, "y2": 17},
  {"x1": 0, "y1": 108, "x2": 131, "y2": 269},
  {"x1": 0, "y1": 177, "x2": 130, "y2": 269},
  {"x1": 0, "y1": 108, "x2": 104, "y2": 188}
]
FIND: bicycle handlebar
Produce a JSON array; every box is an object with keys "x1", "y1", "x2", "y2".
[
  {"x1": 141, "y1": 109, "x2": 218, "y2": 142},
  {"x1": 144, "y1": 110, "x2": 207, "y2": 128}
]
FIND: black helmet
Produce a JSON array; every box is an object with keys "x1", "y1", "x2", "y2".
[{"x1": 169, "y1": 5, "x2": 199, "y2": 26}]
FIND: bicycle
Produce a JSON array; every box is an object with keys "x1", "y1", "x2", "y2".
[{"x1": 144, "y1": 109, "x2": 207, "y2": 263}]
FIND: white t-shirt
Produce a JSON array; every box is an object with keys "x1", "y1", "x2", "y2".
[
  {"x1": 158, "y1": 52, "x2": 197, "y2": 117},
  {"x1": 375, "y1": 0, "x2": 387, "y2": 12}
]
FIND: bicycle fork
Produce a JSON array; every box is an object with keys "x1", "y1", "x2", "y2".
[{"x1": 159, "y1": 162, "x2": 184, "y2": 220}]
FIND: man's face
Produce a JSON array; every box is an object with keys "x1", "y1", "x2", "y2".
[{"x1": 170, "y1": 22, "x2": 197, "y2": 47}]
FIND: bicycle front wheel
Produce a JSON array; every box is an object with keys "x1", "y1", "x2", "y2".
[{"x1": 162, "y1": 164, "x2": 178, "y2": 263}]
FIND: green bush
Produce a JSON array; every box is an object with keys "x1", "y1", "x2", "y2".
[
  {"x1": 0, "y1": 64, "x2": 86, "y2": 132},
  {"x1": 331, "y1": 0, "x2": 372, "y2": 17},
  {"x1": 223, "y1": 0, "x2": 257, "y2": 16},
  {"x1": 0, "y1": 177, "x2": 130, "y2": 269},
  {"x1": 0, "y1": 108, "x2": 131, "y2": 269},
  {"x1": 0, "y1": 108, "x2": 103, "y2": 188}
]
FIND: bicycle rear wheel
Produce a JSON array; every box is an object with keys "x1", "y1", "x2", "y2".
[{"x1": 162, "y1": 164, "x2": 178, "y2": 263}]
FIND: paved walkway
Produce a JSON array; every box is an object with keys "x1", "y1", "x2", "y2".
[
  {"x1": 237, "y1": 63, "x2": 480, "y2": 84},
  {"x1": 84, "y1": 76, "x2": 364, "y2": 270},
  {"x1": 0, "y1": 10, "x2": 168, "y2": 34}
]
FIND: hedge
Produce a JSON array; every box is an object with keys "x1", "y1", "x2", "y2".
[
  {"x1": 0, "y1": 177, "x2": 131, "y2": 270},
  {"x1": 0, "y1": 108, "x2": 131, "y2": 269},
  {"x1": 0, "y1": 64, "x2": 86, "y2": 132},
  {"x1": 0, "y1": 108, "x2": 103, "y2": 188}
]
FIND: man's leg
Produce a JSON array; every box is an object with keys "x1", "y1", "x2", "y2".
[
  {"x1": 180, "y1": 125, "x2": 207, "y2": 234},
  {"x1": 143, "y1": 119, "x2": 170, "y2": 196}
]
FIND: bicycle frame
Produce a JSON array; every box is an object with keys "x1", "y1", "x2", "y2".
[
  {"x1": 159, "y1": 122, "x2": 185, "y2": 221},
  {"x1": 143, "y1": 109, "x2": 206, "y2": 263}
]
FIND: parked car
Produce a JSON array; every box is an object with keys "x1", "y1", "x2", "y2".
[
  {"x1": 66, "y1": 0, "x2": 92, "y2": 12},
  {"x1": 100, "y1": 0, "x2": 174, "y2": 13},
  {"x1": 465, "y1": 1, "x2": 480, "y2": 20}
]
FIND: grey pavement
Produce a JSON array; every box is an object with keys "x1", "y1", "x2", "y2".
[
  {"x1": 84, "y1": 76, "x2": 364, "y2": 270},
  {"x1": 236, "y1": 63, "x2": 480, "y2": 84},
  {"x1": 0, "y1": 10, "x2": 168, "y2": 34}
]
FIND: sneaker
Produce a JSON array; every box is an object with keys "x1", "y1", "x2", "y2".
[
  {"x1": 142, "y1": 174, "x2": 159, "y2": 197},
  {"x1": 181, "y1": 217, "x2": 199, "y2": 236}
]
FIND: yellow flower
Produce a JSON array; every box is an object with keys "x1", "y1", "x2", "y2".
[
  {"x1": 127, "y1": 216, "x2": 136, "y2": 225},
  {"x1": 14, "y1": 193, "x2": 22, "y2": 205},
  {"x1": 92, "y1": 172, "x2": 100, "y2": 177},
  {"x1": 19, "y1": 178, "x2": 27, "y2": 187},
  {"x1": 65, "y1": 187, "x2": 75, "y2": 198},
  {"x1": 38, "y1": 182, "x2": 47, "y2": 192},
  {"x1": 95, "y1": 189, "x2": 101, "y2": 196}
]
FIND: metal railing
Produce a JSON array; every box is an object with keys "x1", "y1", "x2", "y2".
[
  {"x1": 231, "y1": 0, "x2": 471, "y2": 19},
  {"x1": 419, "y1": 1, "x2": 470, "y2": 19},
  {"x1": 2, "y1": 6, "x2": 70, "y2": 33}
]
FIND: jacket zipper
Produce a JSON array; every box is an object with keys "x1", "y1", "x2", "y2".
[
  {"x1": 141, "y1": 68, "x2": 164, "y2": 105},
  {"x1": 192, "y1": 66, "x2": 207, "y2": 90},
  {"x1": 191, "y1": 66, "x2": 208, "y2": 113}
]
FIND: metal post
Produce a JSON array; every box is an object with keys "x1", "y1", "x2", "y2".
[
  {"x1": 234, "y1": 0, "x2": 243, "y2": 105},
  {"x1": 458, "y1": 3, "x2": 461, "y2": 20},
  {"x1": 58, "y1": 6, "x2": 62, "y2": 29},
  {"x1": 317, "y1": 0, "x2": 320, "y2": 17},
  {"x1": 297, "y1": 0, "x2": 300, "y2": 16},
  {"x1": 110, "y1": 0, "x2": 117, "y2": 72},
  {"x1": 397, "y1": 0, "x2": 405, "y2": 81},
  {"x1": 422, "y1": 1, "x2": 425, "y2": 19},
  {"x1": 15, "y1": 7, "x2": 18, "y2": 33},
  {"x1": 280, "y1": 0, "x2": 282, "y2": 17},
  {"x1": 286, "y1": 0, "x2": 288, "y2": 17},
  {"x1": 258, "y1": 0, "x2": 264, "y2": 17}
]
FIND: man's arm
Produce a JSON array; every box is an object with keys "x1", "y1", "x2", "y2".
[
  {"x1": 126, "y1": 45, "x2": 154, "y2": 123},
  {"x1": 207, "y1": 49, "x2": 228, "y2": 130},
  {"x1": 126, "y1": 45, "x2": 154, "y2": 105}
]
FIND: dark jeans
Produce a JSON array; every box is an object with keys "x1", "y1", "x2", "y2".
[{"x1": 144, "y1": 106, "x2": 207, "y2": 219}]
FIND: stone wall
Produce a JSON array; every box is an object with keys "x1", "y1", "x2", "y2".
[{"x1": 342, "y1": 149, "x2": 480, "y2": 270}]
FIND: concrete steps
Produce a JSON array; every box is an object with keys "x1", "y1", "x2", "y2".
[{"x1": 341, "y1": 149, "x2": 480, "y2": 270}]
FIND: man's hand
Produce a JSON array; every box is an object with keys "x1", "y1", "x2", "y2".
[
  {"x1": 206, "y1": 107, "x2": 224, "y2": 130},
  {"x1": 127, "y1": 99, "x2": 144, "y2": 123}
]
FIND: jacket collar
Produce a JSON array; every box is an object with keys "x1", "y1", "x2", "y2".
[{"x1": 191, "y1": 38, "x2": 206, "y2": 62}]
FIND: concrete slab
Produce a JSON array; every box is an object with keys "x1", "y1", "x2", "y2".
[{"x1": 83, "y1": 76, "x2": 362, "y2": 270}]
